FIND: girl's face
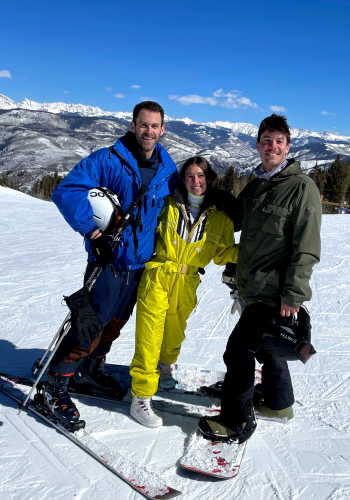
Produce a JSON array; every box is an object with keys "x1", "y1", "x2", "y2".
[{"x1": 183, "y1": 164, "x2": 207, "y2": 196}]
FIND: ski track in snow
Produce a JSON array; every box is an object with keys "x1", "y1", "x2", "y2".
[{"x1": 1, "y1": 186, "x2": 350, "y2": 499}]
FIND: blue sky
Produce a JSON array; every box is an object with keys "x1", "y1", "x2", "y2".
[{"x1": 1, "y1": 0, "x2": 350, "y2": 134}]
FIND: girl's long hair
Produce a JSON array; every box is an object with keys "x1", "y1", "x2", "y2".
[{"x1": 179, "y1": 156, "x2": 217, "y2": 201}]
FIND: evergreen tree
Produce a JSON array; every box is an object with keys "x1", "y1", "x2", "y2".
[
  {"x1": 0, "y1": 173, "x2": 21, "y2": 191},
  {"x1": 0, "y1": 174, "x2": 9, "y2": 187},
  {"x1": 310, "y1": 162, "x2": 326, "y2": 196},
  {"x1": 343, "y1": 160, "x2": 350, "y2": 204},
  {"x1": 222, "y1": 166, "x2": 235, "y2": 193},
  {"x1": 323, "y1": 155, "x2": 346, "y2": 204},
  {"x1": 31, "y1": 172, "x2": 65, "y2": 201}
]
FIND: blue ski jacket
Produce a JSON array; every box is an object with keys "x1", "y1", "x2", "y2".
[{"x1": 52, "y1": 136, "x2": 179, "y2": 271}]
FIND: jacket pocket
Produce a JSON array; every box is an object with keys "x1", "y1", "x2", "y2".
[{"x1": 261, "y1": 205, "x2": 288, "y2": 235}]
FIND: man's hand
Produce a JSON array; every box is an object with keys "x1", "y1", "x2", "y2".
[
  {"x1": 90, "y1": 229, "x2": 102, "y2": 240},
  {"x1": 90, "y1": 231, "x2": 114, "y2": 270},
  {"x1": 280, "y1": 301, "x2": 299, "y2": 317}
]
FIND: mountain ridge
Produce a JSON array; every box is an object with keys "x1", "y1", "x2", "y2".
[
  {"x1": 1, "y1": 94, "x2": 349, "y2": 192},
  {"x1": 1, "y1": 93, "x2": 348, "y2": 142}
]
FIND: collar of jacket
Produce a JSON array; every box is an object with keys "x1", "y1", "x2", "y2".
[
  {"x1": 172, "y1": 185, "x2": 187, "y2": 211},
  {"x1": 113, "y1": 134, "x2": 166, "y2": 170},
  {"x1": 258, "y1": 159, "x2": 302, "y2": 181},
  {"x1": 172, "y1": 185, "x2": 215, "y2": 223},
  {"x1": 112, "y1": 134, "x2": 176, "y2": 189}
]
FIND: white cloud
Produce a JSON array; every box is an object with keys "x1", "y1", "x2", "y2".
[
  {"x1": 63, "y1": 90, "x2": 69, "y2": 94},
  {"x1": 270, "y1": 105, "x2": 287, "y2": 112},
  {"x1": 0, "y1": 70, "x2": 11, "y2": 79},
  {"x1": 114, "y1": 93, "x2": 125, "y2": 98},
  {"x1": 321, "y1": 110, "x2": 336, "y2": 115},
  {"x1": 213, "y1": 89, "x2": 225, "y2": 97},
  {"x1": 176, "y1": 95, "x2": 218, "y2": 106},
  {"x1": 131, "y1": 85, "x2": 141, "y2": 89},
  {"x1": 106, "y1": 87, "x2": 112, "y2": 91},
  {"x1": 236, "y1": 97, "x2": 258, "y2": 108},
  {"x1": 213, "y1": 89, "x2": 241, "y2": 99},
  {"x1": 169, "y1": 89, "x2": 258, "y2": 109}
]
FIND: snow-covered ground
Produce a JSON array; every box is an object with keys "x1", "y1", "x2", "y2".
[{"x1": 0, "y1": 186, "x2": 350, "y2": 500}]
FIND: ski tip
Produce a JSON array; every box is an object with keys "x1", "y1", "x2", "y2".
[{"x1": 154, "y1": 487, "x2": 182, "y2": 499}]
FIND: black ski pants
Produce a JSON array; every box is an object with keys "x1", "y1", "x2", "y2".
[{"x1": 220, "y1": 302, "x2": 294, "y2": 428}]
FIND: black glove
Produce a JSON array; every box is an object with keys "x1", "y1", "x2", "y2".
[
  {"x1": 64, "y1": 287, "x2": 102, "y2": 346},
  {"x1": 91, "y1": 234, "x2": 114, "y2": 270},
  {"x1": 208, "y1": 188, "x2": 237, "y2": 221},
  {"x1": 221, "y1": 262, "x2": 238, "y2": 291}
]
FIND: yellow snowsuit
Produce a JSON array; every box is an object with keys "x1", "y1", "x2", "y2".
[{"x1": 130, "y1": 188, "x2": 238, "y2": 398}]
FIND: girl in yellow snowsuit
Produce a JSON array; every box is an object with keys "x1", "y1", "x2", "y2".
[{"x1": 129, "y1": 157, "x2": 238, "y2": 428}]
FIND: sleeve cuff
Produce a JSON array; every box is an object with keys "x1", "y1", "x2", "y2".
[{"x1": 78, "y1": 220, "x2": 100, "y2": 237}]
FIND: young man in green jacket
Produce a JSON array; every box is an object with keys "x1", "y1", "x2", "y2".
[{"x1": 199, "y1": 114, "x2": 322, "y2": 443}]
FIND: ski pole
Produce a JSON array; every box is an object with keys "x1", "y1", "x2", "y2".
[{"x1": 32, "y1": 312, "x2": 71, "y2": 375}]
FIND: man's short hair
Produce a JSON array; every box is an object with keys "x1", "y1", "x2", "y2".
[
  {"x1": 257, "y1": 114, "x2": 291, "y2": 144},
  {"x1": 133, "y1": 101, "x2": 165, "y2": 126}
]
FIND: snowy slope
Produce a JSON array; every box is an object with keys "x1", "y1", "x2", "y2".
[{"x1": 0, "y1": 187, "x2": 350, "y2": 500}]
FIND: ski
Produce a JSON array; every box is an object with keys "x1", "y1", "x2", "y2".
[
  {"x1": 0, "y1": 370, "x2": 267, "y2": 422},
  {"x1": 0, "y1": 371, "x2": 220, "y2": 420},
  {"x1": 0, "y1": 375, "x2": 181, "y2": 500},
  {"x1": 31, "y1": 360, "x2": 262, "y2": 401},
  {"x1": 180, "y1": 429, "x2": 247, "y2": 479}
]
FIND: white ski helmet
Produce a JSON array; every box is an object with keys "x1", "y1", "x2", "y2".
[{"x1": 87, "y1": 187, "x2": 122, "y2": 234}]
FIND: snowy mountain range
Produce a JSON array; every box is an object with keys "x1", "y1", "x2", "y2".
[{"x1": 1, "y1": 94, "x2": 349, "y2": 191}]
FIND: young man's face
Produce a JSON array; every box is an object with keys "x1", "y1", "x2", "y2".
[
  {"x1": 131, "y1": 109, "x2": 165, "y2": 159},
  {"x1": 256, "y1": 130, "x2": 290, "y2": 172}
]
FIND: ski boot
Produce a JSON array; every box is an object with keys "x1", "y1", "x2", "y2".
[
  {"x1": 69, "y1": 357, "x2": 127, "y2": 399},
  {"x1": 130, "y1": 396, "x2": 163, "y2": 428},
  {"x1": 34, "y1": 370, "x2": 85, "y2": 431},
  {"x1": 198, "y1": 408, "x2": 257, "y2": 444},
  {"x1": 157, "y1": 360, "x2": 177, "y2": 390}
]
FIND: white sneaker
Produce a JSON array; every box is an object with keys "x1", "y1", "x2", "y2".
[
  {"x1": 130, "y1": 396, "x2": 163, "y2": 428},
  {"x1": 157, "y1": 360, "x2": 177, "y2": 389}
]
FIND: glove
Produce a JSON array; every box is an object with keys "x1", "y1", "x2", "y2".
[
  {"x1": 221, "y1": 262, "x2": 238, "y2": 291},
  {"x1": 64, "y1": 287, "x2": 102, "y2": 346},
  {"x1": 207, "y1": 188, "x2": 237, "y2": 221},
  {"x1": 91, "y1": 234, "x2": 114, "y2": 270}
]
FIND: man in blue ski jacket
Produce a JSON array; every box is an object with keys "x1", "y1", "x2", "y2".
[{"x1": 45, "y1": 101, "x2": 179, "y2": 426}]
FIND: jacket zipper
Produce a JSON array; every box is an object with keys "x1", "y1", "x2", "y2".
[{"x1": 177, "y1": 205, "x2": 209, "y2": 273}]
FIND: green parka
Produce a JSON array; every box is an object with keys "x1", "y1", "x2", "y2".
[{"x1": 235, "y1": 160, "x2": 322, "y2": 308}]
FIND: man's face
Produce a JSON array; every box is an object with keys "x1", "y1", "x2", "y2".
[
  {"x1": 131, "y1": 109, "x2": 165, "y2": 159},
  {"x1": 256, "y1": 130, "x2": 290, "y2": 172}
]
